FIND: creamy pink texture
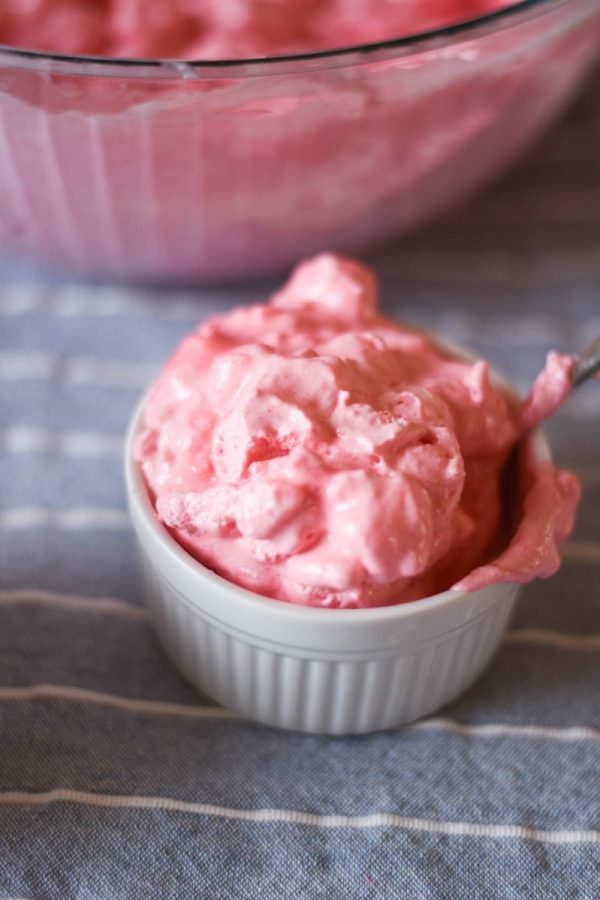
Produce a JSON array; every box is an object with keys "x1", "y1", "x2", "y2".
[
  {"x1": 136, "y1": 254, "x2": 579, "y2": 608},
  {"x1": 0, "y1": 0, "x2": 511, "y2": 58}
]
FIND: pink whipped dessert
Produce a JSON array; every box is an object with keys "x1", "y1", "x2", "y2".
[
  {"x1": 135, "y1": 254, "x2": 579, "y2": 609},
  {"x1": 1, "y1": 0, "x2": 511, "y2": 58}
]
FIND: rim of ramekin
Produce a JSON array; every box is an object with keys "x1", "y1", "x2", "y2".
[
  {"x1": 124, "y1": 330, "x2": 549, "y2": 628},
  {"x1": 0, "y1": 0, "x2": 574, "y2": 79}
]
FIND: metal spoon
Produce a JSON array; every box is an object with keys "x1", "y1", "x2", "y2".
[
  {"x1": 572, "y1": 336, "x2": 600, "y2": 388},
  {"x1": 519, "y1": 335, "x2": 600, "y2": 435}
]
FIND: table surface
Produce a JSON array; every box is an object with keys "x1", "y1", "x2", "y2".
[{"x1": 0, "y1": 68, "x2": 598, "y2": 900}]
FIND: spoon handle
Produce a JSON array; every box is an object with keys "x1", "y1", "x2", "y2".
[{"x1": 572, "y1": 337, "x2": 600, "y2": 388}]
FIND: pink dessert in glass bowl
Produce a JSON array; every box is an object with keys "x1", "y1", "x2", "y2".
[
  {"x1": 0, "y1": 1, "x2": 599, "y2": 282},
  {"x1": 0, "y1": 1, "x2": 513, "y2": 58},
  {"x1": 135, "y1": 254, "x2": 580, "y2": 610}
]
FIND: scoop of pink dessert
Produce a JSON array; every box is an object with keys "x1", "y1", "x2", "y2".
[{"x1": 136, "y1": 253, "x2": 582, "y2": 609}]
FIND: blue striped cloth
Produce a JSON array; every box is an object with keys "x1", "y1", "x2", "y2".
[{"x1": 0, "y1": 71, "x2": 598, "y2": 900}]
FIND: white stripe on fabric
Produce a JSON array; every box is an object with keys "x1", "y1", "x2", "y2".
[
  {"x1": 0, "y1": 284, "x2": 215, "y2": 321},
  {"x1": 414, "y1": 719, "x2": 600, "y2": 742},
  {"x1": 0, "y1": 789, "x2": 598, "y2": 844},
  {"x1": 0, "y1": 427, "x2": 122, "y2": 457},
  {"x1": 0, "y1": 352, "x2": 153, "y2": 389},
  {"x1": 504, "y1": 630, "x2": 600, "y2": 651},
  {"x1": 0, "y1": 507, "x2": 130, "y2": 530},
  {"x1": 0, "y1": 685, "x2": 232, "y2": 719},
  {"x1": 0, "y1": 589, "x2": 598, "y2": 651},
  {"x1": 1, "y1": 684, "x2": 598, "y2": 743},
  {"x1": 0, "y1": 589, "x2": 148, "y2": 620}
]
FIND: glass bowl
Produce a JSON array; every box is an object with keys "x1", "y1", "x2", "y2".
[{"x1": 0, "y1": 0, "x2": 598, "y2": 283}]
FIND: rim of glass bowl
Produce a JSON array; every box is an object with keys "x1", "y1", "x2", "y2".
[{"x1": 0, "y1": 0, "x2": 573, "y2": 79}]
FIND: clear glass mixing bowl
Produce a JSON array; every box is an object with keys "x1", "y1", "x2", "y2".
[{"x1": 0, "y1": 0, "x2": 598, "y2": 282}]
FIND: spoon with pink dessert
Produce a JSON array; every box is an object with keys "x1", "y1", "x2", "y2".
[
  {"x1": 496, "y1": 335, "x2": 599, "y2": 556},
  {"x1": 519, "y1": 336, "x2": 600, "y2": 433}
]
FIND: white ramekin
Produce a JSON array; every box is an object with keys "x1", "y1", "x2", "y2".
[{"x1": 125, "y1": 390, "x2": 551, "y2": 735}]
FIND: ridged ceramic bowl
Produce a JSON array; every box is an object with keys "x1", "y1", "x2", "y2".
[{"x1": 124, "y1": 394, "x2": 549, "y2": 735}]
